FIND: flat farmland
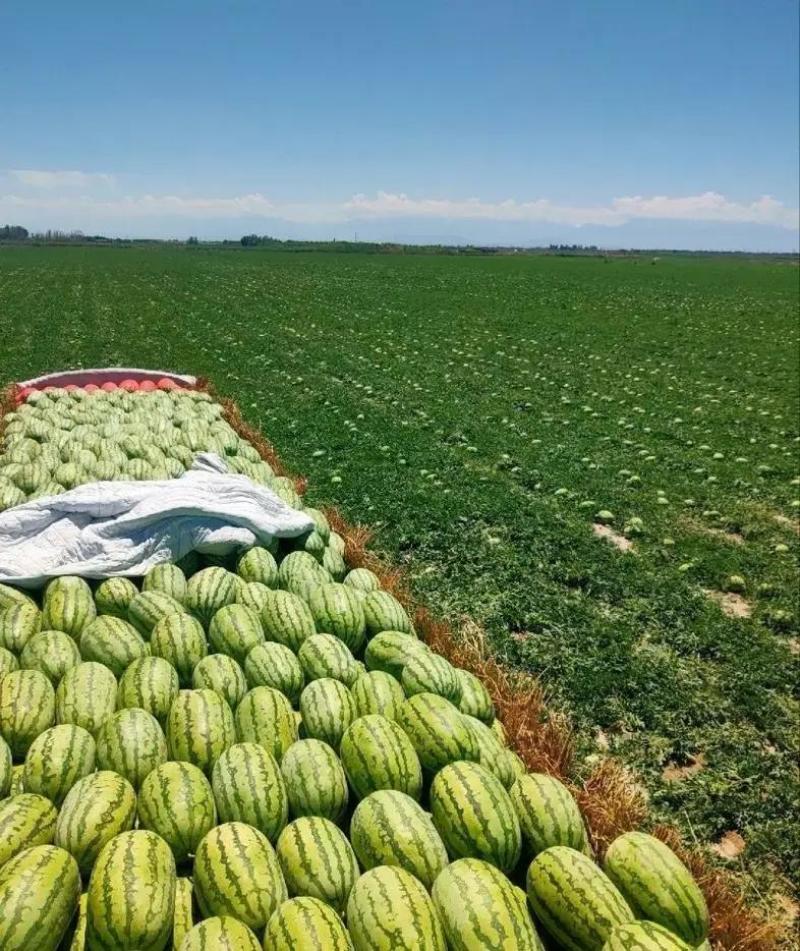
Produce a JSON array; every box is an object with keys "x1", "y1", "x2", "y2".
[{"x1": 1, "y1": 246, "x2": 798, "y2": 897}]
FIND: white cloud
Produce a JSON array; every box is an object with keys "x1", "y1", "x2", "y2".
[
  {"x1": 0, "y1": 179, "x2": 797, "y2": 231},
  {"x1": 10, "y1": 169, "x2": 116, "y2": 188},
  {"x1": 346, "y1": 190, "x2": 799, "y2": 229}
]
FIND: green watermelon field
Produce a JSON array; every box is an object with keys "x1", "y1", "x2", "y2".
[{"x1": 1, "y1": 245, "x2": 798, "y2": 904}]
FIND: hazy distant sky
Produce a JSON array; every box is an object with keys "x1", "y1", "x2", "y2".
[{"x1": 1, "y1": 0, "x2": 798, "y2": 249}]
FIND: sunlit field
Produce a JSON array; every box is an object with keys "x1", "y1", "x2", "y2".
[{"x1": 1, "y1": 245, "x2": 798, "y2": 894}]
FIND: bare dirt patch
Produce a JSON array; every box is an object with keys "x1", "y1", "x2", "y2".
[
  {"x1": 593, "y1": 523, "x2": 634, "y2": 552},
  {"x1": 711, "y1": 831, "x2": 746, "y2": 860},
  {"x1": 774, "y1": 513, "x2": 800, "y2": 535},
  {"x1": 662, "y1": 752, "x2": 707, "y2": 782},
  {"x1": 704, "y1": 589, "x2": 753, "y2": 619},
  {"x1": 679, "y1": 517, "x2": 744, "y2": 545}
]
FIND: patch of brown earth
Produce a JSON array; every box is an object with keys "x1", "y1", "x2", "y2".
[
  {"x1": 593, "y1": 522, "x2": 634, "y2": 551},
  {"x1": 704, "y1": 589, "x2": 753, "y2": 619},
  {"x1": 679, "y1": 516, "x2": 745, "y2": 545},
  {"x1": 712, "y1": 831, "x2": 747, "y2": 860},
  {"x1": 774, "y1": 514, "x2": 800, "y2": 535},
  {"x1": 662, "y1": 753, "x2": 707, "y2": 782}
]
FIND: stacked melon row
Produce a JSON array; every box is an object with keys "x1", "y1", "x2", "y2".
[
  {"x1": 0, "y1": 385, "x2": 301, "y2": 510},
  {"x1": 0, "y1": 526, "x2": 710, "y2": 950}
]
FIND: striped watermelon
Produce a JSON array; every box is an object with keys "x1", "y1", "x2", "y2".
[
  {"x1": 138, "y1": 761, "x2": 217, "y2": 863},
  {"x1": 192, "y1": 654, "x2": 248, "y2": 708},
  {"x1": 94, "y1": 577, "x2": 139, "y2": 619},
  {"x1": 55, "y1": 770, "x2": 137, "y2": 875},
  {"x1": 143, "y1": 563, "x2": 188, "y2": 603},
  {"x1": 55, "y1": 661, "x2": 117, "y2": 735},
  {"x1": 0, "y1": 669, "x2": 55, "y2": 758},
  {"x1": 304, "y1": 506, "x2": 331, "y2": 542},
  {"x1": 128, "y1": 590, "x2": 187, "y2": 638},
  {"x1": 351, "y1": 670, "x2": 405, "y2": 720},
  {"x1": 430, "y1": 761, "x2": 521, "y2": 872},
  {"x1": 505, "y1": 749, "x2": 527, "y2": 782},
  {"x1": 235, "y1": 686, "x2": 298, "y2": 761},
  {"x1": 343, "y1": 567, "x2": 381, "y2": 594},
  {"x1": 42, "y1": 577, "x2": 96, "y2": 640},
  {"x1": 0, "y1": 582, "x2": 35, "y2": 612},
  {"x1": 116, "y1": 656, "x2": 180, "y2": 725},
  {"x1": 364, "y1": 630, "x2": 427, "y2": 680},
  {"x1": 0, "y1": 734, "x2": 11, "y2": 797},
  {"x1": 462, "y1": 714, "x2": 515, "y2": 788},
  {"x1": 66, "y1": 892, "x2": 88, "y2": 950},
  {"x1": 299, "y1": 633, "x2": 360, "y2": 686},
  {"x1": 212, "y1": 742, "x2": 288, "y2": 842},
  {"x1": 280, "y1": 738, "x2": 349, "y2": 822},
  {"x1": 237, "y1": 547, "x2": 279, "y2": 588},
  {"x1": 511, "y1": 773, "x2": 592, "y2": 857},
  {"x1": 78, "y1": 616, "x2": 148, "y2": 677},
  {"x1": 321, "y1": 545, "x2": 347, "y2": 582},
  {"x1": 456, "y1": 669, "x2": 495, "y2": 723},
  {"x1": 526, "y1": 846, "x2": 634, "y2": 951},
  {"x1": 0, "y1": 645, "x2": 19, "y2": 679},
  {"x1": 491, "y1": 718, "x2": 508, "y2": 747},
  {"x1": 0, "y1": 793, "x2": 58, "y2": 868},
  {"x1": 328, "y1": 531, "x2": 346, "y2": 556},
  {"x1": 278, "y1": 551, "x2": 329, "y2": 589},
  {"x1": 603, "y1": 832, "x2": 709, "y2": 946},
  {"x1": 307, "y1": 584, "x2": 367, "y2": 653},
  {"x1": 244, "y1": 641, "x2": 305, "y2": 704},
  {"x1": 402, "y1": 651, "x2": 461, "y2": 703},
  {"x1": 194, "y1": 821, "x2": 288, "y2": 930},
  {"x1": 208, "y1": 603, "x2": 264, "y2": 662},
  {"x1": 301, "y1": 529, "x2": 327, "y2": 563},
  {"x1": 276, "y1": 816, "x2": 359, "y2": 913},
  {"x1": 0, "y1": 845, "x2": 81, "y2": 951},
  {"x1": 167, "y1": 689, "x2": 236, "y2": 774},
  {"x1": 263, "y1": 895, "x2": 354, "y2": 950},
  {"x1": 22, "y1": 724, "x2": 96, "y2": 805},
  {"x1": 95, "y1": 708, "x2": 168, "y2": 788},
  {"x1": 173, "y1": 877, "x2": 194, "y2": 950},
  {"x1": 299, "y1": 678, "x2": 356, "y2": 750},
  {"x1": 0, "y1": 602, "x2": 42, "y2": 653},
  {"x1": 261, "y1": 589, "x2": 317, "y2": 652},
  {"x1": 19, "y1": 630, "x2": 81, "y2": 685},
  {"x1": 235, "y1": 580, "x2": 273, "y2": 614},
  {"x1": 351, "y1": 789, "x2": 449, "y2": 888},
  {"x1": 150, "y1": 613, "x2": 208, "y2": 685},
  {"x1": 85, "y1": 830, "x2": 175, "y2": 951},
  {"x1": 178, "y1": 916, "x2": 261, "y2": 950},
  {"x1": 431, "y1": 857, "x2": 543, "y2": 951},
  {"x1": 185, "y1": 566, "x2": 238, "y2": 627},
  {"x1": 361, "y1": 590, "x2": 413, "y2": 637},
  {"x1": 8, "y1": 763, "x2": 24, "y2": 796},
  {"x1": 340, "y1": 713, "x2": 424, "y2": 800},
  {"x1": 396, "y1": 693, "x2": 480, "y2": 772},
  {"x1": 347, "y1": 865, "x2": 447, "y2": 951},
  {"x1": 603, "y1": 921, "x2": 693, "y2": 951}
]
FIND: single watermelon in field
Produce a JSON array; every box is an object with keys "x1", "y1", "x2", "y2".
[
  {"x1": 397, "y1": 692, "x2": 480, "y2": 773},
  {"x1": 42, "y1": 576, "x2": 96, "y2": 640},
  {"x1": 19, "y1": 630, "x2": 81, "y2": 685},
  {"x1": 0, "y1": 844, "x2": 81, "y2": 951},
  {"x1": 116, "y1": 655, "x2": 180, "y2": 725},
  {"x1": 299, "y1": 632, "x2": 360, "y2": 686},
  {"x1": 55, "y1": 661, "x2": 117, "y2": 735},
  {"x1": 298, "y1": 678, "x2": 356, "y2": 750},
  {"x1": 401, "y1": 651, "x2": 462, "y2": 704},
  {"x1": 95, "y1": 708, "x2": 168, "y2": 789},
  {"x1": 430, "y1": 760, "x2": 522, "y2": 872},
  {"x1": 150, "y1": 612, "x2": 208, "y2": 686},
  {"x1": 235, "y1": 686, "x2": 298, "y2": 761},
  {"x1": 351, "y1": 670, "x2": 405, "y2": 720},
  {"x1": 276, "y1": 816, "x2": 359, "y2": 914},
  {"x1": 138, "y1": 760, "x2": 217, "y2": 863},
  {"x1": 361, "y1": 589, "x2": 414, "y2": 637},
  {"x1": 340, "y1": 713, "x2": 424, "y2": 800},
  {"x1": 78, "y1": 616, "x2": 148, "y2": 677},
  {"x1": 526, "y1": 846, "x2": 633, "y2": 951},
  {"x1": 280, "y1": 738, "x2": 349, "y2": 823},
  {"x1": 456, "y1": 669, "x2": 495, "y2": 723},
  {"x1": 94, "y1": 577, "x2": 139, "y2": 619},
  {"x1": 307, "y1": 583, "x2": 367, "y2": 654},
  {"x1": 351, "y1": 789, "x2": 449, "y2": 888},
  {"x1": 0, "y1": 793, "x2": 59, "y2": 869},
  {"x1": 0, "y1": 602, "x2": 42, "y2": 654},
  {"x1": 143, "y1": 562, "x2": 188, "y2": 603},
  {"x1": 194, "y1": 821, "x2": 288, "y2": 931},
  {"x1": 244, "y1": 641, "x2": 305, "y2": 703},
  {"x1": 364, "y1": 630, "x2": 428, "y2": 680},
  {"x1": 85, "y1": 830, "x2": 176, "y2": 951},
  {"x1": 511, "y1": 773, "x2": 592, "y2": 857},
  {"x1": 212, "y1": 742, "x2": 288, "y2": 842},
  {"x1": 167, "y1": 688, "x2": 236, "y2": 774},
  {"x1": 208, "y1": 603, "x2": 264, "y2": 662},
  {"x1": 179, "y1": 916, "x2": 262, "y2": 950},
  {"x1": 260, "y1": 589, "x2": 317, "y2": 652},
  {"x1": 192, "y1": 653, "x2": 248, "y2": 709},
  {"x1": 22, "y1": 724, "x2": 96, "y2": 805},
  {"x1": 185, "y1": 566, "x2": 238, "y2": 627},
  {"x1": 263, "y1": 895, "x2": 353, "y2": 951},
  {"x1": 0, "y1": 669, "x2": 55, "y2": 758},
  {"x1": 237, "y1": 547, "x2": 279, "y2": 588},
  {"x1": 347, "y1": 865, "x2": 447, "y2": 951}
]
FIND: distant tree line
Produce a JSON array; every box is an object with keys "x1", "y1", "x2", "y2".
[{"x1": 0, "y1": 224, "x2": 29, "y2": 241}]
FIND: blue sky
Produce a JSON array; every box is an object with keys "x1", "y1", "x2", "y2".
[{"x1": 1, "y1": 0, "x2": 797, "y2": 249}]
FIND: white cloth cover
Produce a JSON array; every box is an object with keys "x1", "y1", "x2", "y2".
[{"x1": 0, "y1": 454, "x2": 314, "y2": 586}]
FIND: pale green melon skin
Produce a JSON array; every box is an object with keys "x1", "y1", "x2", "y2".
[
  {"x1": 603, "y1": 832, "x2": 710, "y2": 946},
  {"x1": 602, "y1": 920, "x2": 694, "y2": 951}
]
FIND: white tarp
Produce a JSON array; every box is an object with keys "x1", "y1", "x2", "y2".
[{"x1": 0, "y1": 454, "x2": 314, "y2": 587}]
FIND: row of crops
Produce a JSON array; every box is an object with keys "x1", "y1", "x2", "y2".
[{"x1": 1, "y1": 382, "x2": 713, "y2": 949}]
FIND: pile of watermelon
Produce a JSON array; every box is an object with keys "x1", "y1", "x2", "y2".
[
  {"x1": 0, "y1": 386, "x2": 296, "y2": 509},
  {"x1": 0, "y1": 387, "x2": 712, "y2": 951}
]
